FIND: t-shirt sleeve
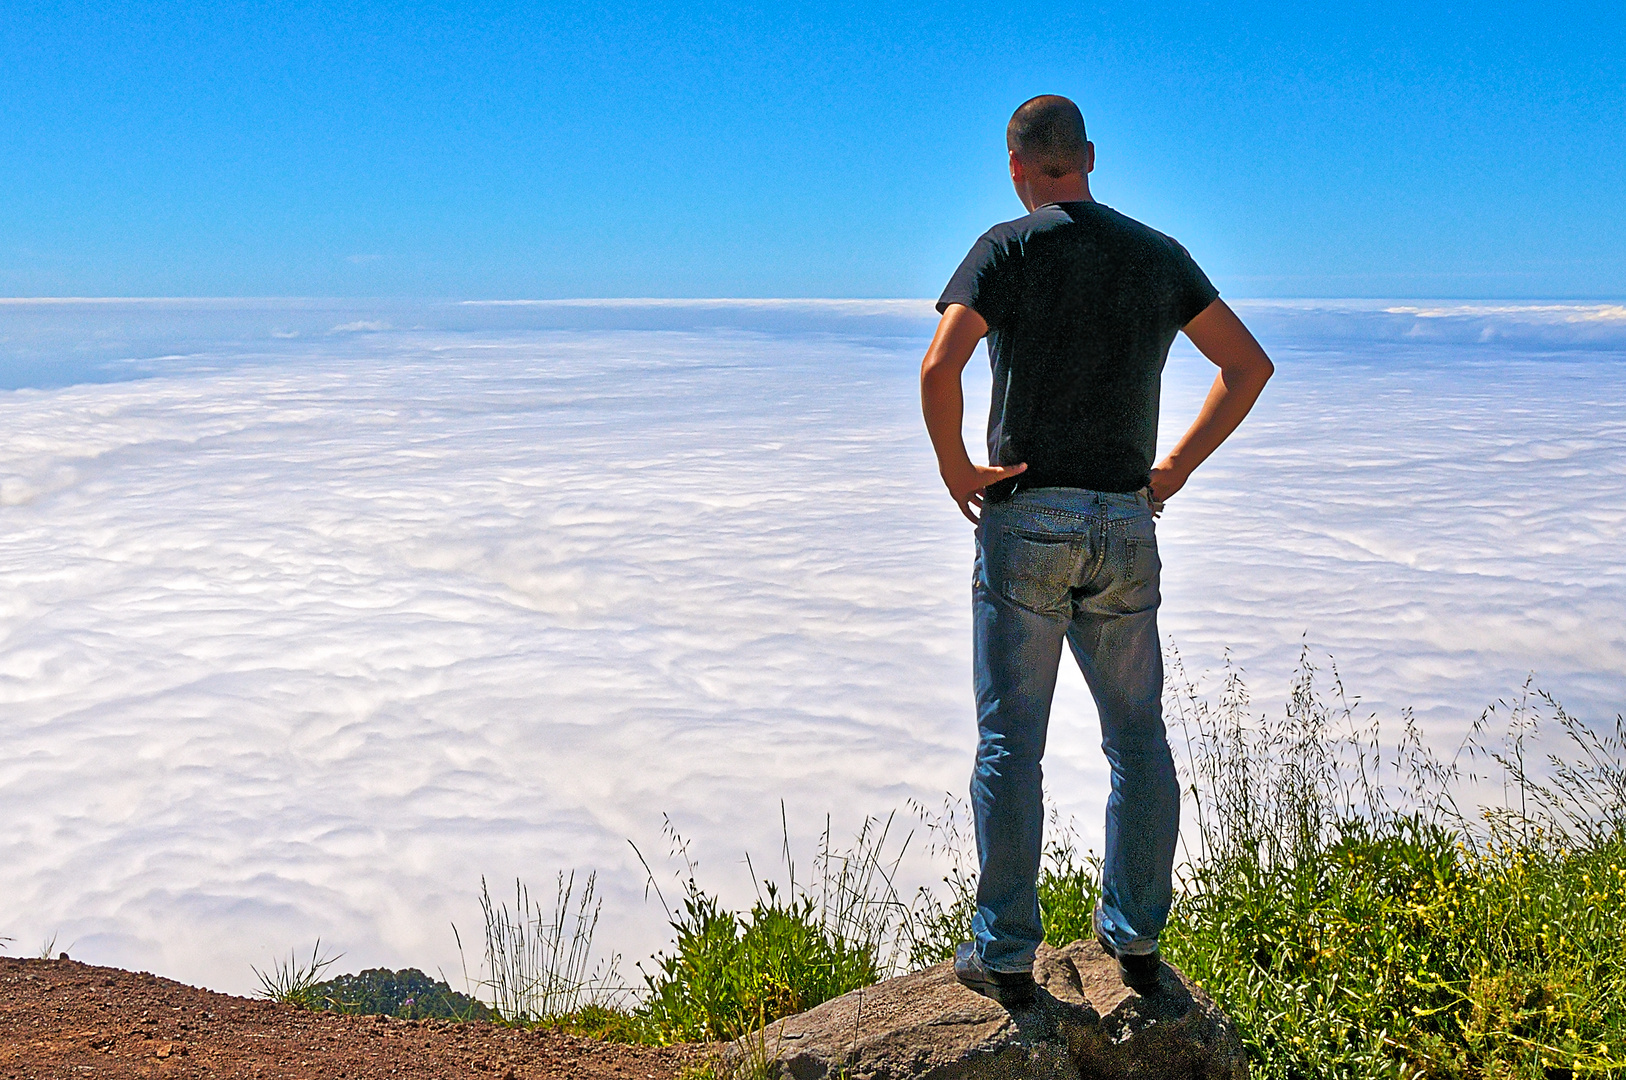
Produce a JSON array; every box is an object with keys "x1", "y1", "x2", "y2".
[
  {"x1": 1169, "y1": 240, "x2": 1220, "y2": 327},
  {"x1": 937, "y1": 231, "x2": 1017, "y2": 327}
]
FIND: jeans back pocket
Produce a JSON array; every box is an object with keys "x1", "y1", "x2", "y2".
[{"x1": 985, "y1": 526, "x2": 1085, "y2": 616}]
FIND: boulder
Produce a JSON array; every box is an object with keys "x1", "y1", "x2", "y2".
[{"x1": 728, "y1": 939, "x2": 1246, "y2": 1080}]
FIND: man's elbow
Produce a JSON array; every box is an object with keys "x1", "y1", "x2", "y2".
[
  {"x1": 920, "y1": 353, "x2": 959, "y2": 389},
  {"x1": 1229, "y1": 353, "x2": 1273, "y2": 389}
]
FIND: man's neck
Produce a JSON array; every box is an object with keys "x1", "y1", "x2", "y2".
[{"x1": 1019, "y1": 174, "x2": 1092, "y2": 212}]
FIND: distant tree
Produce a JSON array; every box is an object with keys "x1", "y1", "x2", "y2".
[{"x1": 310, "y1": 968, "x2": 491, "y2": 1021}]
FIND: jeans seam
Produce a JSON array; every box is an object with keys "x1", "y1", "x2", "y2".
[{"x1": 990, "y1": 506, "x2": 1097, "y2": 528}]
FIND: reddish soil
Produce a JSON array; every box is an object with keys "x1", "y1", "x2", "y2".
[{"x1": 0, "y1": 957, "x2": 706, "y2": 1079}]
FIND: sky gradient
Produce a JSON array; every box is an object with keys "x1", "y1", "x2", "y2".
[{"x1": 3, "y1": 1, "x2": 1622, "y2": 299}]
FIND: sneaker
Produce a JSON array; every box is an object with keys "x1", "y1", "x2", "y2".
[
  {"x1": 953, "y1": 942, "x2": 1037, "y2": 1008},
  {"x1": 1094, "y1": 924, "x2": 1164, "y2": 995}
]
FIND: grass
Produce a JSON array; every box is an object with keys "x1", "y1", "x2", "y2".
[
  {"x1": 252, "y1": 940, "x2": 343, "y2": 1008},
  {"x1": 33, "y1": 932, "x2": 73, "y2": 961},
  {"x1": 1148, "y1": 653, "x2": 1626, "y2": 1080},
  {"x1": 250, "y1": 649, "x2": 1625, "y2": 1079}
]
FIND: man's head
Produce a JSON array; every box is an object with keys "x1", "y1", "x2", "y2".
[
  {"x1": 1007, "y1": 95, "x2": 1089, "y2": 179},
  {"x1": 1005, "y1": 95, "x2": 1094, "y2": 210}
]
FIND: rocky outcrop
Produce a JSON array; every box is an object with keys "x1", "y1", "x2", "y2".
[{"x1": 728, "y1": 939, "x2": 1247, "y2": 1079}]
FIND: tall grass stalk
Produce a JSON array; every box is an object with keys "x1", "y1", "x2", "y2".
[
  {"x1": 899, "y1": 795, "x2": 979, "y2": 969},
  {"x1": 463, "y1": 872, "x2": 622, "y2": 1026}
]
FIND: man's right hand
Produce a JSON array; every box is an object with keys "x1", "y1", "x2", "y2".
[
  {"x1": 923, "y1": 305, "x2": 1030, "y2": 524},
  {"x1": 944, "y1": 461, "x2": 1028, "y2": 524}
]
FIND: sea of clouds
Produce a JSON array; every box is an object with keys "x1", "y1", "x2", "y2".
[{"x1": 1, "y1": 298, "x2": 1622, "y2": 994}]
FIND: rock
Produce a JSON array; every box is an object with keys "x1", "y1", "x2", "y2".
[{"x1": 729, "y1": 939, "x2": 1246, "y2": 1079}]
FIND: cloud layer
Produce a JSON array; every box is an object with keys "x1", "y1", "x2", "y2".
[{"x1": 0, "y1": 301, "x2": 1621, "y2": 993}]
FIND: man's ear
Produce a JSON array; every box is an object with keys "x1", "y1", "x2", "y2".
[
  {"x1": 1008, "y1": 150, "x2": 1026, "y2": 185},
  {"x1": 1084, "y1": 141, "x2": 1096, "y2": 175}
]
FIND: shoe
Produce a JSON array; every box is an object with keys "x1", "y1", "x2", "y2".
[
  {"x1": 953, "y1": 942, "x2": 1037, "y2": 1008},
  {"x1": 1094, "y1": 925, "x2": 1164, "y2": 995}
]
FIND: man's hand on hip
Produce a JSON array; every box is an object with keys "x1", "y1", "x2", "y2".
[
  {"x1": 1148, "y1": 459, "x2": 1189, "y2": 504},
  {"x1": 944, "y1": 461, "x2": 1029, "y2": 524},
  {"x1": 1152, "y1": 300, "x2": 1275, "y2": 508}
]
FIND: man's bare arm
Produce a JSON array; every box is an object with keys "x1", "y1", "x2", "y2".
[
  {"x1": 921, "y1": 304, "x2": 1028, "y2": 523},
  {"x1": 1150, "y1": 299, "x2": 1275, "y2": 502}
]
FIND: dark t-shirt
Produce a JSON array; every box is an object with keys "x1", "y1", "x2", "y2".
[{"x1": 937, "y1": 201, "x2": 1218, "y2": 495}]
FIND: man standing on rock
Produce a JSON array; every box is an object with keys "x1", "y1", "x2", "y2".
[{"x1": 920, "y1": 95, "x2": 1274, "y2": 1006}]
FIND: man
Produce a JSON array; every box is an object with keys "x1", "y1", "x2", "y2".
[{"x1": 920, "y1": 95, "x2": 1273, "y2": 1006}]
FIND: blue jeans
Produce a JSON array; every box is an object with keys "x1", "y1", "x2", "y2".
[{"x1": 970, "y1": 487, "x2": 1179, "y2": 972}]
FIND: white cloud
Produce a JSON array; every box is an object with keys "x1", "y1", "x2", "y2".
[
  {"x1": 0, "y1": 303, "x2": 1621, "y2": 995},
  {"x1": 1384, "y1": 303, "x2": 1626, "y2": 322}
]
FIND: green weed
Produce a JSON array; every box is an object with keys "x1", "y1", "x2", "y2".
[
  {"x1": 632, "y1": 808, "x2": 910, "y2": 1043},
  {"x1": 898, "y1": 796, "x2": 977, "y2": 968}
]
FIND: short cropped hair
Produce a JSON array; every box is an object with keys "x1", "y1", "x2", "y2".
[{"x1": 1006, "y1": 95, "x2": 1088, "y2": 178}]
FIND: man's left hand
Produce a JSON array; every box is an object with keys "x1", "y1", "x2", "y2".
[{"x1": 1148, "y1": 460, "x2": 1188, "y2": 506}]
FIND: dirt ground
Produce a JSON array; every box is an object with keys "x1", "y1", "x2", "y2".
[{"x1": 0, "y1": 957, "x2": 705, "y2": 1079}]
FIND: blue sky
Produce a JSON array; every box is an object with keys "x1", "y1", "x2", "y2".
[{"x1": 3, "y1": 1, "x2": 1621, "y2": 299}]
